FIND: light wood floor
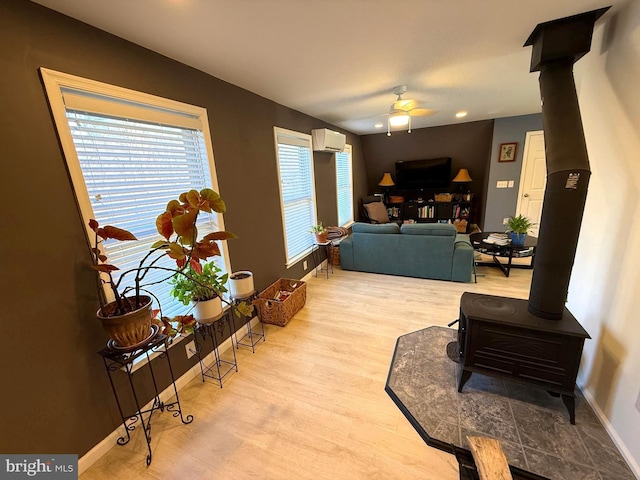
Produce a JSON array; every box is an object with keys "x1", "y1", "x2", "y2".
[{"x1": 81, "y1": 265, "x2": 531, "y2": 480}]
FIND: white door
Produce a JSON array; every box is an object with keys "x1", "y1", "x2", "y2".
[{"x1": 515, "y1": 131, "x2": 546, "y2": 238}]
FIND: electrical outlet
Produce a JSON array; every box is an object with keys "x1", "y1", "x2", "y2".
[
  {"x1": 503, "y1": 217, "x2": 509, "y2": 225},
  {"x1": 303, "y1": 260, "x2": 308, "y2": 270},
  {"x1": 185, "y1": 340, "x2": 196, "y2": 359}
]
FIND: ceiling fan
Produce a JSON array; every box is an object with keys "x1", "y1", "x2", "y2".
[{"x1": 385, "y1": 85, "x2": 436, "y2": 136}]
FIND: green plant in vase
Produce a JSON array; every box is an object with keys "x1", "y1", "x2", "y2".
[
  {"x1": 505, "y1": 214, "x2": 536, "y2": 247},
  {"x1": 309, "y1": 221, "x2": 328, "y2": 243}
]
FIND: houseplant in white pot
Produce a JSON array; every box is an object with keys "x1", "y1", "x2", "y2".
[
  {"x1": 229, "y1": 271, "x2": 254, "y2": 299},
  {"x1": 90, "y1": 188, "x2": 237, "y2": 347},
  {"x1": 170, "y1": 262, "x2": 228, "y2": 323}
]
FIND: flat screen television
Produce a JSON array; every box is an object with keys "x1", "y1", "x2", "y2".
[{"x1": 395, "y1": 157, "x2": 452, "y2": 190}]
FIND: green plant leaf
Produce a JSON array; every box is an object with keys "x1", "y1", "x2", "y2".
[
  {"x1": 150, "y1": 240, "x2": 169, "y2": 249},
  {"x1": 201, "y1": 231, "x2": 237, "y2": 242},
  {"x1": 185, "y1": 189, "x2": 201, "y2": 208},
  {"x1": 166, "y1": 199, "x2": 182, "y2": 216},
  {"x1": 200, "y1": 188, "x2": 226, "y2": 213},
  {"x1": 173, "y1": 210, "x2": 198, "y2": 245}
]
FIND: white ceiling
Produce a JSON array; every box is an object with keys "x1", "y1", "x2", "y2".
[{"x1": 32, "y1": 0, "x2": 621, "y2": 135}]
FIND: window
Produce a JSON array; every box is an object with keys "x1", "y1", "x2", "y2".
[
  {"x1": 274, "y1": 127, "x2": 317, "y2": 267},
  {"x1": 40, "y1": 68, "x2": 229, "y2": 318},
  {"x1": 335, "y1": 144, "x2": 354, "y2": 227}
]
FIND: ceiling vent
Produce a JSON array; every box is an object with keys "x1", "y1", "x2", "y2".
[{"x1": 311, "y1": 128, "x2": 346, "y2": 152}]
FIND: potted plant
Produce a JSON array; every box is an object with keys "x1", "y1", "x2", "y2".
[
  {"x1": 170, "y1": 262, "x2": 228, "y2": 323},
  {"x1": 90, "y1": 188, "x2": 237, "y2": 347},
  {"x1": 229, "y1": 271, "x2": 255, "y2": 299},
  {"x1": 310, "y1": 221, "x2": 328, "y2": 244},
  {"x1": 505, "y1": 214, "x2": 536, "y2": 247}
]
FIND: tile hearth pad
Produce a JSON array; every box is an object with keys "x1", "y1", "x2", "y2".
[{"x1": 385, "y1": 326, "x2": 635, "y2": 480}]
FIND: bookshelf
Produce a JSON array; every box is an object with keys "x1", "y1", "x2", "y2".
[{"x1": 386, "y1": 196, "x2": 472, "y2": 233}]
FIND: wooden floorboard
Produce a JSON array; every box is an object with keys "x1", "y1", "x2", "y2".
[{"x1": 81, "y1": 265, "x2": 531, "y2": 480}]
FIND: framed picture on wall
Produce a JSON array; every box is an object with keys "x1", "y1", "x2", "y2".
[{"x1": 498, "y1": 142, "x2": 518, "y2": 162}]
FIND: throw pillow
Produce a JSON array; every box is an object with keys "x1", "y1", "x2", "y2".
[{"x1": 364, "y1": 201, "x2": 390, "y2": 224}]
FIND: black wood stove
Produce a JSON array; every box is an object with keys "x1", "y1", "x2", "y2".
[{"x1": 456, "y1": 7, "x2": 609, "y2": 426}]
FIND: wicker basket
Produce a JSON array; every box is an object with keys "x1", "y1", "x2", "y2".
[
  {"x1": 329, "y1": 244, "x2": 341, "y2": 266},
  {"x1": 255, "y1": 278, "x2": 306, "y2": 326},
  {"x1": 434, "y1": 193, "x2": 453, "y2": 202}
]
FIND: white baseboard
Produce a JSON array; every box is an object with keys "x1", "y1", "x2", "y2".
[
  {"x1": 79, "y1": 317, "x2": 260, "y2": 474},
  {"x1": 579, "y1": 384, "x2": 640, "y2": 478}
]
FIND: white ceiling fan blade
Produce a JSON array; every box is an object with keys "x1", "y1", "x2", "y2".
[{"x1": 409, "y1": 108, "x2": 437, "y2": 117}]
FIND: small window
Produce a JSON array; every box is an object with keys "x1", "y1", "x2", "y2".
[
  {"x1": 335, "y1": 144, "x2": 354, "y2": 227},
  {"x1": 41, "y1": 68, "x2": 229, "y2": 318},
  {"x1": 274, "y1": 127, "x2": 317, "y2": 267}
]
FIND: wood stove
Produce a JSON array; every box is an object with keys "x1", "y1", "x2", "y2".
[
  {"x1": 457, "y1": 292, "x2": 589, "y2": 424},
  {"x1": 457, "y1": 7, "x2": 608, "y2": 425}
]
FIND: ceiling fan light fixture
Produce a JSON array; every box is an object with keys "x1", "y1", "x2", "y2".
[{"x1": 389, "y1": 112, "x2": 410, "y2": 127}]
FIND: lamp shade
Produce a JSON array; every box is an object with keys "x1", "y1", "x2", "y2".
[
  {"x1": 378, "y1": 172, "x2": 395, "y2": 186},
  {"x1": 452, "y1": 168, "x2": 473, "y2": 183}
]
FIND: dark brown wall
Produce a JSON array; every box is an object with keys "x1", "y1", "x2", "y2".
[
  {"x1": 0, "y1": 0, "x2": 366, "y2": 457},
  {"x1": 360, "y1": 120, "x2": 495, "y2": 227}
]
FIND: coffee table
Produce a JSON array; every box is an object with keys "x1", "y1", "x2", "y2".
[{"x1": 470, "y1": 232, "x2": 537, "y2": 278}]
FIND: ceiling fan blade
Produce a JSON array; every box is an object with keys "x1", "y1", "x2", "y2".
[
  {"x1": 392, "y1": 99, "x2": 417, "y2": 111},
  {"x1": 409, "y1": 108, "x2": 437, "y2": 117}
]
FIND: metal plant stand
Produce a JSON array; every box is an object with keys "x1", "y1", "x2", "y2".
[
  {"x1": 232, "y1": 291, "x2": 265, "y2": 353},
  {"x1": 98, "y1": 332, "x2": 193, "y2": 466},
  {"x1": 193, "y1": 312, "x2": 238, "y2": 387}
]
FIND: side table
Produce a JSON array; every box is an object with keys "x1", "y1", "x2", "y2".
[
  {"x1": 193, "y1": 311, "x2": 238, "y2": 387},
  {"x1": 312, "y1": 241, "x2": 334, "y2": 279},
  {"x1": 231, "y1": 291, "x2": 265, "y2": 353},
  {"x1": 98, "y1": 331, "x2": 193, "y2": 466}
]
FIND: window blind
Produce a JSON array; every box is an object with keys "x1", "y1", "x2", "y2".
[
  {"x1": 275, "y1": 129, "x2": 316, "y2": 266},
  {"x1": 65, "y1": 108, "x2": 224, "y2": 318},
  {"x1": 335, "y1": 145, "x2": 354, "y2": 227}
]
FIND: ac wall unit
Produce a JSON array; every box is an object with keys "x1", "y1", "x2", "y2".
[{"x1": 311, "y1": 128, "x2": 346, "y2": 152}]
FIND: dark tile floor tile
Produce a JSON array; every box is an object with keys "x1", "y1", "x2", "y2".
[
  {"x1": 462, "y1": 372, "x2": 508, "y2": 397},
  {"x1": 433, "y1": 420, "x2": 461, "y2": 446},
  {"x1": 400, "y1": 381, "x2": 460, "y2": 428},
  {"x1": 459, "y1": 391, "x2": 520, "y2": 444},
  {"x1": 524, "y1": 448, "x2": 601, "y2": 480},
  {"x1": 577, "y1": 422, "x2": 637, "y2": 480},
  {"x1": 511, "y1": 401, "x2": 591, "y2": 466}
]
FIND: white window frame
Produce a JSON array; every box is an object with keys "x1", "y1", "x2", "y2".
[
  {"x1": 335, "y1": 144, "x2": 354, "y2": 228},
  {"x1": 40, "y1": 68, "x2": 232, "y2": 309},
  {"x1": 273, "y1": 127, "x2": 318, "y2": 267}
]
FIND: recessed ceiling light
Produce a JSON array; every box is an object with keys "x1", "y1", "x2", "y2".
[
  {"x1": 374, "y1": 123, "x2": 384, "y2": 128},
  {"x1": 456, "y1": 111, "x2": 468, "y2": 118}
]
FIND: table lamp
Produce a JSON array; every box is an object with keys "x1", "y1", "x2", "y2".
[
  {"x1": 452, "y1": 168, "x2": 472, "y2": 197},
  {"x1": 378, "y1": 172, "x2": 395, "y2": 203}
]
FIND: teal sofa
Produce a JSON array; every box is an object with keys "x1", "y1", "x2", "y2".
[{"x1": 339, "y1": 222, "x2": 474, "y2": 282}]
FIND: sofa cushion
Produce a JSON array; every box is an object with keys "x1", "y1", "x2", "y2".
[
  {"x1": 401, "y1": 223, "x2": 457, "y2": 236},
  {"x1": 363, "y1": 201, "x2": 390, "y2": 224},
  {"x1": 352, "y1": 222, "x2": 400, "y2": 234}
]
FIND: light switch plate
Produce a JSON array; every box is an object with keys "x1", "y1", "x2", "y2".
[
  {"x1": 508, "y1": 180, "x2": 514, "y2": 188},
  {"x1": 496, "y1": 181, "x2": 508, "y2": 188}
]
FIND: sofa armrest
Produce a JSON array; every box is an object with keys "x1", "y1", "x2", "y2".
[
  {"x1": 452, "y1": 235, "x2": 474, "y2": 282},
  {"x1": 339, "y1": 235, "x2": 355, "y2": 270}
]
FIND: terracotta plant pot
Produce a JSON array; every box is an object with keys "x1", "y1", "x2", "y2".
[
  {"x1": 193, "y1": 296, "x2": 223, "y2": 323},
  {"x1": 229, "y1": 271, "x2": 254, "y2": 299},
  {"x1": 314, "y1": 232, "x2": 328, "y2": 244},
  {"x1": 96, "y1": 295, "x2": 153, "y2": 347}
]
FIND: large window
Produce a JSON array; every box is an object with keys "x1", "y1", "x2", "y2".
[
  {"x1": 41, "y1": 68, "x2": 229, "y2": 317},
  {"x1": 335, "y1": 144, "x2": 354, "y2": 227},
  {"x1": 274, "y1": 127, "x2": 317, "y2": 267}
]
